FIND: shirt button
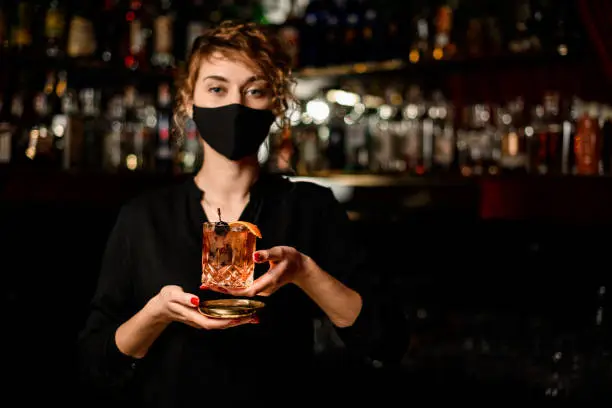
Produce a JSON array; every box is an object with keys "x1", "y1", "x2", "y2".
[{"x1": 131, "y1": 362, "x2": 137, "y2": 370}]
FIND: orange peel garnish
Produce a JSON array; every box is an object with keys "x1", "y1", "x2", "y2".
[{"x1": 229, "y1": 221, "x2": 262, "y2": 238}]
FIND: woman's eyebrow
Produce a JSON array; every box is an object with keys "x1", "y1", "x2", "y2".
[
  {"x1": 202, "y1": 75, "x2": 229, "y2": 82},
  {"x1": 202, "y1": 75, "x2": 267, "y2": 86},
  {"x1": 243, "y1": 76, "x2": 267, "y2": 86}
]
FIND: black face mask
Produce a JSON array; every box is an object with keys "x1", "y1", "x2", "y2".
[{"x1": 192, "y1": 103, "x2": 276, "y2": 161}]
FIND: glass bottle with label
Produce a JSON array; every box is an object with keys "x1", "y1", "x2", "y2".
[
  {"x1": 121, "y1": 85, "x2": 145, "y2": 171},
  {"x1": 0, "y1": 92, "x2": 11, "y2": 164},
  {"x1": 103, "y1": 95, "x2": 125, "y2": 172},
  {"x1": 432, "y1": 1, "x2": 457, "y2": 60},
  {"x1": 10, "y1": 1, "x2": 33, "y2": 57},
  {"x1": 9, "y1": 91, "x2": 25, "y2": 165},
  {"x1": 67, "y1": 3, "x2": 96, "y2": 59},
  {"x1": 59, "y1": 87, "x2": 83, "y2": 171},
  {"x1": 574, "y1": 104, "x2": 602, "y2": 176},
  {"x1": 401, "y1": 84, "x2": 426, "y2": 173},
  {"x1": 97, "y1": 0, "x2": 120, "y2": 67},
  {"x1": 155, "y1": 82, "x2": 174, "y2": 174},
  {"x1": 121, "y1": 0, "x2": 149, "y2": 71},
  {"x1": 44, "y1": 0, "x2": 66, "y2": 59},
  {"x1": 430, "y1": 90, "x2": 455, "y2": 171},
  {"x1": 0, "y1": 3, "x2": 7, "y2": 59},
  {"x1": 80, "y1": 88, "x2": 104, "y2": 171},
  {"x1": 600, "y1": 108, "x2": 612, "y2": 176},
  {"x1": 498, "y1": 98, "x2": 527, "y2": 173},
  {"x1": 151, "y1": 0, "x2": 175, "y2": 70},
  {"x1": 543, "y1": 92, "x2": 563, "y2": 174},
  {"x1": 527, "y1": 103, "x2": 546, "y2": 174},
  {"x1": 407, "y1": 1, "x2": 431, "y2": 63},
  {"x1": 508, "y1": 0, "x2": 532, "y2": 54},
  {"x1": 184, "y1": 0, "x2": 212, "y2": 60},
  {"x1": 457, "y1": 103, "x2": 493, "y2": 176},
  {"x1": 28, "y1": 91, "x2": 56, "y2": 166},
  {"x1": 343, "y1": 82, "x2": 370, "y2": 173}
]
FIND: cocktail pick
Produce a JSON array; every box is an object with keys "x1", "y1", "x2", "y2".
[{"x1": 214, "y1": 207, "x2": 230, "y2": 236}]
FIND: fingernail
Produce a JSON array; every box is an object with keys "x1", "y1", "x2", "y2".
[
  {"x1": 190, "y1": 297, "x2": 199, "y2": 306},
  {"x1": 253, "y1": 252, "x2": 263, "y2": 262},
  {"x1": 200, "y1": 285, "x2": 209, "y2": 290},
  {"x1": 251, "y1": 315, "x2": 260, "y2": 324}
]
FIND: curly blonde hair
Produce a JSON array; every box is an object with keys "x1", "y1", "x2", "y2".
[{"x1": 173, "y1": 20, "x2": 297, "y2": 141}]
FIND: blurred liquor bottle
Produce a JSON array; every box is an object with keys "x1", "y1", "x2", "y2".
[{"x1": 573, "y1": 104, "x2": 601, "y2": 176}]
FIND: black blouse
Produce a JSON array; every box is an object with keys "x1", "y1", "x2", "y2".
[{"x1": 76, "y1": 173, "x2": 385, "y2": 407}]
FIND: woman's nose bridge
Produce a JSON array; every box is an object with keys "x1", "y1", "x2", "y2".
[{"x1": 228, "y1": 87, "x2": 244, "y2": 105}]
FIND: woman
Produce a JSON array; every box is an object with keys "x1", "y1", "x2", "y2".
[{"x1": 77, "y1": 21, "x2": 389, "y2": 407}]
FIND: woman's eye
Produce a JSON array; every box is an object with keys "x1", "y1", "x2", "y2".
[
  {"x1": 246, "y1": 89, "x2": 266, "y2": 97},
  {"x1": 208, "y1": 87, "x2": 224, "y2": 94}
]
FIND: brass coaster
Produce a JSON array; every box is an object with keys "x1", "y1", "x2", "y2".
[{"x1": 198, "y1": 298, "x2": 265, "y2": 319}]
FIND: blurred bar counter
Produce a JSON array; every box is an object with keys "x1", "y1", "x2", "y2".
[{"x1": 3, "y1": 167, "x2": 612, "y2": 225}]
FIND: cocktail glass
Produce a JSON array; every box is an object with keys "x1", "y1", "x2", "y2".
[{"x1": 201, "y1": 220, "x2": 260, "y2": 289}]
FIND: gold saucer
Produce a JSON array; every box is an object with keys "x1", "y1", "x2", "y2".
[{"x1": 198, "y1": 299, "x2": 265, "y2": 319}]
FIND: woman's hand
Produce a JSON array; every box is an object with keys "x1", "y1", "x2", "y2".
[
  {"x1": 198, "y1": 247, "x2": 363, "y2": 329},
  {"x1": 219, "y1": 246, "x2": 308, "y2": 298},
  {"x1": 146, "y1": 285, "x2": 258, "y2": 329}
]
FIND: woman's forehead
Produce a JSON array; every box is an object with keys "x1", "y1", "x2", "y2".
[{"x1": 198, "y1": 51, "x2": 264, "y2": 81}]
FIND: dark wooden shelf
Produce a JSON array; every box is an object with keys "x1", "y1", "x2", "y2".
[
  {"x1": 0, "y1": 50, "x2": 593, "y2": 92},
  {"x1": 0, "y1": 54, "x2": 177, "y2": 92},
  {"x1": 295, "y1": 51, "x2": 585, "y2": 80},
  {"x1": 292, "y1": 49, "x2": 610, "y2": 104}
]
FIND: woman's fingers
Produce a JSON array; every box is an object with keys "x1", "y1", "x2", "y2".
[
  {"x1": 226, "y1": 262, "x2": 285, "y2": 297},
  {"x1": 160, "y1": 285, "x2": 200, "y2": 308},
  {"x1": 254, "y1": 246, "x2": 288, "y2": 263},
  {"x1": 157, "y1": 285, "x2": 259, "y2": 329},
  {"x1": 189, "y1": 311, "x2": 259, "y2": 330}
]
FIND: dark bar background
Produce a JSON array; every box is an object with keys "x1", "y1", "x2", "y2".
[{"x1": 2, "y1": 0, "x2": 612, "y2": 404}]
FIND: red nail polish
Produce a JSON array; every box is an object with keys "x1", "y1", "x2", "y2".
[
  {"x1": 200, "y1": 285, "x2": 209, "y2": 290},
  {"x1": 251, "y1": 315, "x2": 260, "y2": 324},
  {"x1": 254, "y1": 253, "x2": 262, "y2": 262},
  {"x1": 190, "y1": 297, "x2": 199, "y2": 306}
]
